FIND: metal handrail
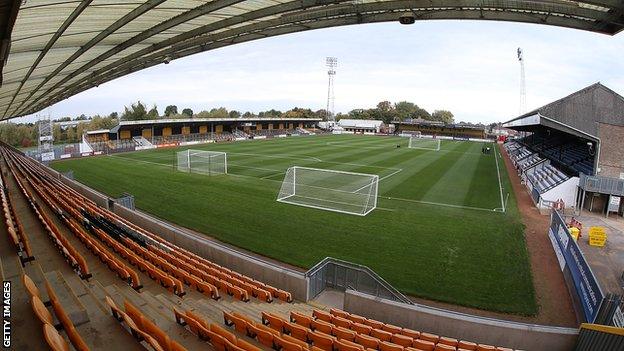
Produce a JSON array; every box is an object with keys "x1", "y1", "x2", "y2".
[{"x1": 305, "y1": 257, "x2": 413, "y2": 305}]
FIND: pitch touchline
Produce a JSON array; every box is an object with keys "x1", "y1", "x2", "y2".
[{"x1": 493, "y1": 146, "x2": 506, "y2": 212}]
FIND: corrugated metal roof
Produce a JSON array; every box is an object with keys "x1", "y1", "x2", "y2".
[{"x1": 0, "y1": 1, "x2": 622, "y2": 120}]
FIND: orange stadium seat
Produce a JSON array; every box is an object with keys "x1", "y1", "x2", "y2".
[
  {"x1": 237, "y1": 338, "x2": 262, "y2": 351},
  {"x1": 419, "y1": 333, "x2": 440, "y2": 344},
  {"x1": 351, "y1": 322, "x2": 372, "y2": 335},
  {"x1": 382, "y1": 324, "x2": 403, "y2": 334},
  {"x1": 346, "y1": 314, "x2": 368, "y2": 325},
  {"x1": 224, "y1": 311, "x2": 250, "y2": 335},
  {"x1": 364, "y1": 319, "x2": 385, "y2": 330},
  {"x1": 401, "y1": 329, "x2": 420, "y2": 340},
  {"x1": 313, "y1": 309, "x2": 332, "y2": 322},
  {"x1": 308, "y1": 330, "x2": 335, "y2": 351},
  {"x1": 335, "y1": 338, "x2": 365, "y2": 351},
  {"x1": 331, "y1": 315, "x2": 353, "y2": 329},
  {"x1": 412, "y1": 339, "x2": 435, "y2": 351},
  {"x1": 380, "y1": 341, "x2": 404, "y2": 351},
  {"x1": 43, "y1": 323, "x2": 70, "y2": 351},
  {"x1": 434, "y1": 344, "x2": 456, "y2": 351},
  {"x1": 31, "y1": 296, "x2": 54, "y2": 325},
  {"x1": 371, "y1": 328, "x2": 393, "y2": 342},
  {"x1": 248, "y1": 324, "x2": 275, "y2": 348},
  {"x1": 262, "y1": 312, "x2": 286, "y2": 333},
  {"x1": 355, "y1": 333, "x2": 380, "y2": 349},
  {"x1": 46, "y1": 282, "x2": 89, "y2": 351},
  {"x1": 457, "y1": 340, "x2": 477, "y2": 349},
  {"x1": 476, "y1": 345, "x2": 497, "y2": 351},
  {"x1": 332, "y1": 325, "x2": 356, "y2": 341},
  {"x1": 291, "y1": 312, "x2": 313, "y2": 329},
  {"x1": 284, "y1": 321, "x2": 309, "y2": 342},
  {"x1": 392, "y1": 334, "x2": 414, "y2": 347},
  {"x1": 438, "y1": 337, "x2": 458, "y2": 348},
  {"x1": 311, "y1": 319, "x2": 333, "y2": 334}
]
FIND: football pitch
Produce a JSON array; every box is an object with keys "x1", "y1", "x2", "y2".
[{"x1": 51, "y1": 134, "x2": 536, "y2": 315}]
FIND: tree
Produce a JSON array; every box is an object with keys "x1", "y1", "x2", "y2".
[
  {"x1": 109, "y1": 112, "x2": 118, "y2": 119},
  {"x1": 147, "y1": 105, "x2": 159, "y2": 119},
  {"x1": 121, "y1": 101, "x2": 149, "y2": 120},
  {"x1": 431, "y1": 110, "x2": 454, "y2": 124},
  {"x1": 394, "y1": 101, "x2": 418, "y2": 121},
  {"x1": 181, "y1": 108, "x2": 193, "y2": 117},
  {"x1": 229, "y1": 110, "x2": 241, "y2": 119},
  {"x1": 376, "y1": 101, "x2": 393, "y2": 113},
  {"x1": 164, "y1": 105, "x2": 178, "y2": 117},
  {"x1": 74, "y1": 114, "x2": 88, "y2": 121}
]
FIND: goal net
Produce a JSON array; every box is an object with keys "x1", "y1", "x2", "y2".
[
  {"x1": 408, "y1": 137, "x2": 440, "y2": 151},
  {"x1": 177, "y1": 150, "x2": 227, "y2": 175},
  {"x1": 277, "y1": 166, "x2": 378, "y2": 216}
]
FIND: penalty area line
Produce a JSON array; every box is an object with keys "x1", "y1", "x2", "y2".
[{"x1": 380, "y1": 196, "x2": 500, "y2": 213}]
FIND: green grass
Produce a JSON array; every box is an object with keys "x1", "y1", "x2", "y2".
[{"x1": 51, "y1": 134, "x2": 536, "y2": 315}]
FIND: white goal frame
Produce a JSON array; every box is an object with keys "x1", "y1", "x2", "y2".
[
  {"x1": 276, "y1": 166, "x2": 378, "y2": 216},
  {"x1": 177, "y1": 149, "x2": 227, "y2": 175},
  {"x1": 408, "y1": 137, "x2": 440, "y2": 151}
]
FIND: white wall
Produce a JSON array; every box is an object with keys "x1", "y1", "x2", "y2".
[{"x1": 541, "y1": 177, "x2": 580, "y2": 209}]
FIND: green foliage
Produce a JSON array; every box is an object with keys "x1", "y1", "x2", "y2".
[
  {"x1": 147, "y1": 105, "x2": 159, "y2": 119},
  {"x1": 182, "y1": 108, "x2": 194, "y2": 117},
  {"x1": 432, "y1": 110, "x2": 455, "y2": 124},
  {"x1": 51, "y1": 135, "x2": 535, "y2": 315},
  {"x1": 164, "y1": 105, "x2": 178, "y2": 117},
  {"x1": 121, "y1": 101, "x2": 150, "y2": 120}
]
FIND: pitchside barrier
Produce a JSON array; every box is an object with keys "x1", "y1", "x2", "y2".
[{"x1": 549, "y1": 210, "x2": 604, "y2": 323}]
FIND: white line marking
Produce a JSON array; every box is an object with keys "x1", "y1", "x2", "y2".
[
  {"x1": 380, "y1": 195, "x2": 499, "y2": 213},
  {"x1": 493, "y1": 145, "x2": 506, "y2": 213}
]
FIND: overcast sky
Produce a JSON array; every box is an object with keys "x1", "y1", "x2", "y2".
[{"x1": 14, "y1": 19, "x2": 624, "y2": 124}]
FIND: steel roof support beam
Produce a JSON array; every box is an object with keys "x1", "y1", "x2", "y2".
[
  {"x1": 10, "y1": 0, "x2": 167, "y2": 117},
  {"x1": 2, "y1": 0, "x2": 92, "y2": 117},
  {"x1": 23, "y1": 4, "x2": 614, "y2": 113}
]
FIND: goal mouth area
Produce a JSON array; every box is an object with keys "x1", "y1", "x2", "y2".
[
  {"x1": 276, "y1": 166, "x2": 378, "y2": 216},
  {"x1": 176, "y1": 149, "x2": 228, "y2": 175},
  {"x1": 408, "y1": 137, "x2": 441, "y2": 151}
]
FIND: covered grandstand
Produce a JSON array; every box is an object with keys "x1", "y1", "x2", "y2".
[
  {"x1": 503, "y1": 82, "x2": 624, "y2": 216},
  {"x1": 396, "y1": 119, "x2": 487, "y2": 140},
  {"x1": 80, "y1": 117, "x2": 320, "y2": 155}
]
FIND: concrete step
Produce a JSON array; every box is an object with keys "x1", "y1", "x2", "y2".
[
  {"x1": 45, "y1": 270, "x2": 89, "y2": 326},
  {"x1": 22, "y1": 261, "x2": 51, "y2": 302}
]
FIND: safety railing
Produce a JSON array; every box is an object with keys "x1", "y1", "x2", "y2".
[
  {"x1": 580, "y1": 173, "x2": 624, "y2": 196},
  {"x1": 305, "y1": 257, "x2": 413, "y2": 304}
]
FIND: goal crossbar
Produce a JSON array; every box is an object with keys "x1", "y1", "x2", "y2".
[{"x1": 277, "y1": 166, "x2": 378, "y2": 216}]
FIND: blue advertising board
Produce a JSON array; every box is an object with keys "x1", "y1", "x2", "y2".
[{"x1": 549, "y1": 211, "x2": 604, "y2": 322}]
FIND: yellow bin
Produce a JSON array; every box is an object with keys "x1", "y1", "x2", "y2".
[{"x1": 569, "y1": 227, "x2": 580, "y2": 241}]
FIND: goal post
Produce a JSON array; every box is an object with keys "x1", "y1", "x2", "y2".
[
  {"x1": 408, "y1": 137, "x2": 440, "y2": 151},
  {"x1": 277, "y1": 166, "x2": 378, "y2": 216},
  {"x1": 176, "y1": 149, "x2": 227, "y2": 175}
]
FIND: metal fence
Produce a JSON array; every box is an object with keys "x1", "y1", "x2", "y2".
[
  {"x1": 580, "y1": 173, "x2": 624, "y2": 196},
  {"x1": 114, "y1": 193, "x2": 135, "y2": 210},
  {"x1": 305, "y1": 257, "x2": 413, "y2": 304},
  {"x1": 594, "y1": 294, "x2": 624, "y2": 327},
  {"x1": 574, "y1": 324, "x2": 624, "y2": 351}
]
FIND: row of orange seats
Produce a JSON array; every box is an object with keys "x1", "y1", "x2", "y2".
[
  {"x1": 0, "y1": 164, "x2": 34, "y2": 262},
  {"x1": 23, "y1": 274, "x2": 90, "y2": 351},
  {"x1": 12, "y1": 151, "x2": 185, "y2": 296},
  {"x1": 106, "y1": 296, "x2": 187, "y2": 351},
  {"x1": 5, "y1": 145, "x2": 293, "y2": 304},
  {"x1": 305, "y1": 309, "x2": 516, "y2": 351},
  {"x1": 148, "y1": 244, "x2": 274, "y2": 302},
  {"x1": 23, "y1": 174, "x2": 144, "y2": 292},
  {"x1": 169, "y1": 247, "x2": 292, "y2": 302},
  {"x1": 6, "y1": 157, "x2": 90, "y2": 279},
  {"x1": 175, "y1": 308, "x2": 262, "y2": 351},
  {"x1": 224, "y1": 310, "x2": 327, "y2": 351}
]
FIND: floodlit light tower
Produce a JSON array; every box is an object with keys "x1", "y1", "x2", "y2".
[
  {"x1": 325, "y1": 57, "x2": 337, "y2": 121},
  {"x1": 517, "y1": 48, "x2": 527, "y2": 115},
  {"x1": 37, "y1": 113, "x2": 54, "y2": 162}
]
